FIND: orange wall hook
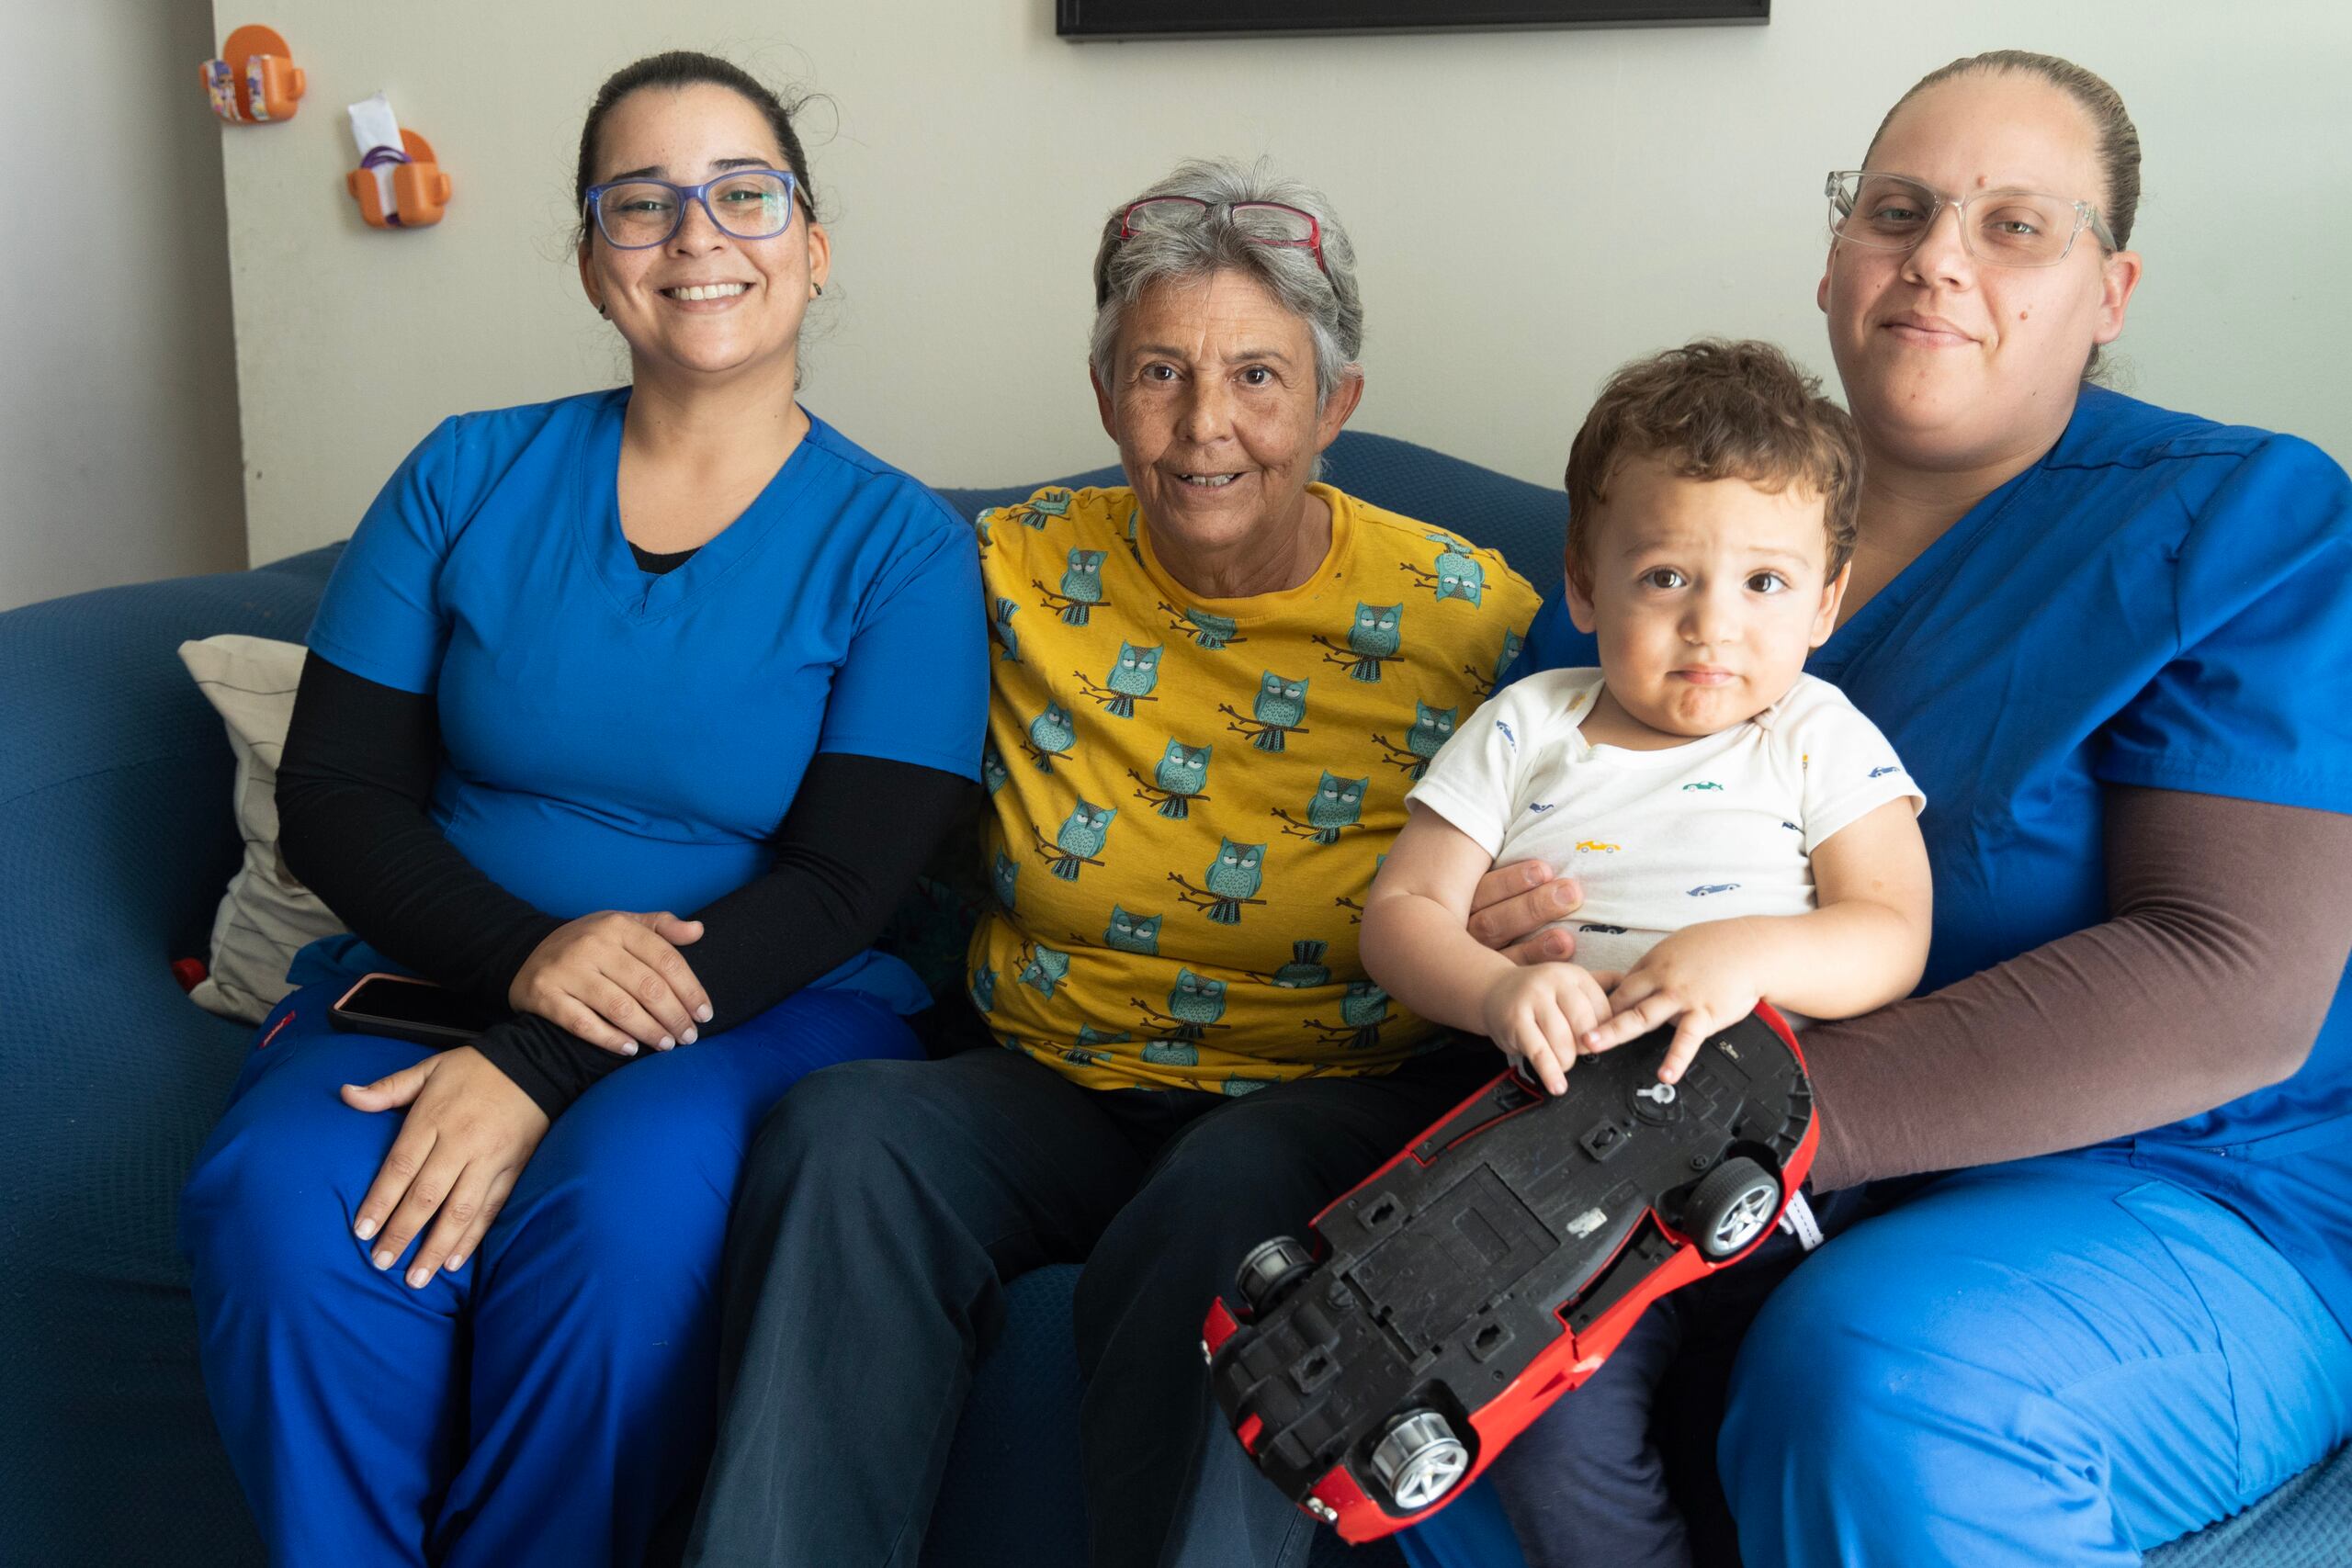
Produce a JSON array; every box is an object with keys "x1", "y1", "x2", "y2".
[
  {"x1": 347, "y1": 129, "x2": 452, "y2": 230},
  {"x1": 202, "y1": 25, "x2": 304, "y2": 124}
]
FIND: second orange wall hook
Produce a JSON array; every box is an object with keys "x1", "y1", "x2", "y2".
[{"x1": 348, "y1": 129, "x2": 453, "y2": 229}]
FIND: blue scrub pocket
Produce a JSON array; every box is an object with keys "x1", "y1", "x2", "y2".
[{"x1": 2221, "y1": 1110, "x2": 2352, "y2": 1164}]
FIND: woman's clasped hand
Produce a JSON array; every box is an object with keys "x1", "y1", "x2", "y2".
[{"x1": 505, "y1": 909, "x2": 713, "y2": 1055}]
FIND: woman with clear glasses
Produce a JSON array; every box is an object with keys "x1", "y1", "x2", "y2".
[
  {"x1": 178, "y1": 51, "x2": 984, "y2": 1566},
  {"x1": 1420, "y1": 48, "x2": 2352, "y2": 1568},
  {"x1": 687, "y1": 158, "x2": 1537, "y2": 1568}
]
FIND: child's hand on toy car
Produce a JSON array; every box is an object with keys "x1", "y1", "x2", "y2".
[
  {"x1": 1479, "y1": 961, "x2": 1619, "y2": 1095},
  {"x1": 1581, "y1": 923, "x2": 1765, "y2": 1082}
]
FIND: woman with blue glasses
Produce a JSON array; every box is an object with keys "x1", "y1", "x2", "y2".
[{"x1": 178, "y1": 51, "x2": 986, "y2": 1567}]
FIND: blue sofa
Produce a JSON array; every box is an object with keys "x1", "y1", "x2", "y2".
[{"x1": 2, "y1": 428, "x2": 2344, "y2": 1566}]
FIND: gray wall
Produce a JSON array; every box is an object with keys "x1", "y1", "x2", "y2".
[
  {"x1": 216, "y1": 4, "x2": 2352, "y2": 565},
  {"x1": 0, "y1": 1, "x2": 246, "y2": 612}
]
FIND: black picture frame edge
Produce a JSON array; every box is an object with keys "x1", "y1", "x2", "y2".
[{"x1": 1057, "y1": 0, "x2": 1769, "y2": 42}]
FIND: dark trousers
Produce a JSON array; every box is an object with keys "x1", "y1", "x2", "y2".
[
  {"x1": 1480, "y1": 1226, "x2": 1819, "y2": 1568},
  {"x1": 684, "y1": 1039, "x2": 1499, "y2": 1568}
]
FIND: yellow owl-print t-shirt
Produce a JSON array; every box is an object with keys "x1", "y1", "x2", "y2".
[{"x1": 967, "y1": 481, "x2": 1539, "y2": 1093}]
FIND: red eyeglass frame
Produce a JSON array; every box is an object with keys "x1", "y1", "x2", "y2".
[{"x1": 1117, "y1": 197, "x2": 1329, "y2": 276}]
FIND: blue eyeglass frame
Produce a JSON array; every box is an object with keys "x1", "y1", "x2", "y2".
[{"x1": 582, "y1": 168, "x2": 801, "y2": 250}]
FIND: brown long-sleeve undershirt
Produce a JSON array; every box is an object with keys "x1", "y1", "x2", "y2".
[{"x1": 1803, "y1": 786, "x2": 2352, "y2": 1192}]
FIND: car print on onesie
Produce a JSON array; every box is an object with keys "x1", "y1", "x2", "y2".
[{"x1": 1202, "y1": 1005, "x2": 1815, "y2": 1541}]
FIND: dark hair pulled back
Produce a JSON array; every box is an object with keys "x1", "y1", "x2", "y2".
[
  {"x1": 573, "y1": 51, "x2": 819, "y2": 241},
  {"x1": 1868, "y1": 50, "x2": 2139, "y2": 250}
]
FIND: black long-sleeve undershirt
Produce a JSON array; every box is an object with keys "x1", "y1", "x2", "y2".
[
  {"x1": 276, "y1": 651, "x2": 975, "y2": 1118},
  {"x1": 277, "y1": 656, "x2": 564, "y2": 1002}
]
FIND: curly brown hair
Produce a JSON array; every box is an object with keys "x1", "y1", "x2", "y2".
[{"x1": 1564, "y1": 339, "x2": 1863, "y2": 593}]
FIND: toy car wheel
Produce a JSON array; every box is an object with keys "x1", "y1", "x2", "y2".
[
  {"x1": 1685, "y1": 1156, "x2": 1781, "y2": 1260},
  {"x1": 1234, "y1": 1235, "x2": 1315, "y2": 1319},
  {"x1": 1370, "y1": 1409, "x2": 1470, "y2": 1512}
]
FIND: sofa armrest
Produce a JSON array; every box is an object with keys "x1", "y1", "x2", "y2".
[
  {"x1": 0, "y1": 547, "x2": 336, "y2": 1566},
  {"x1": 3, "y1": 549, "x2": 337, "y2": 811},
  {"x1": 0, "y1": 542, "x2": 343, "y2": 1249}
]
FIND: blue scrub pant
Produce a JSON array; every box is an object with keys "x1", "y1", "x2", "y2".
[
  {"x1": 1719, "y1": 1154, "x2": 2352, "y2": 1565},
  {"x1": 1401, "y1": 1154, "x2": 2352, "y2": 1568},
  {"x1": 178, "y1": 983, "x2": 921, "y2": 1568}
]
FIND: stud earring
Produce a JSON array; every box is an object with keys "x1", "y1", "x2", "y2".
[{"x1": 812, "y1": 282, "x2": 824, "y2": 299}]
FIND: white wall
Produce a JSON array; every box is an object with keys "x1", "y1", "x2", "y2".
[
  {"x1": 0, "y1": 1, "x2": 244, "y2": 611},
  {"x1": 215, "y1": 1, "x2": 2352, "y2": 566}
]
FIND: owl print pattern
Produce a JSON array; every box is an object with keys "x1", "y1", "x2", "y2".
[{"x1": 967, "y1": 482, "x2": 1537, "y2": 1091}]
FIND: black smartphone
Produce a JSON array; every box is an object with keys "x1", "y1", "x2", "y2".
[{"x1": 328, "y1": 973, "x2": 504, "y2": 1047}]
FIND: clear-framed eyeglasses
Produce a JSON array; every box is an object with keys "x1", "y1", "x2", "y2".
[
  {"x1": 1825, "y1": 170, "x2": 2118, "y2": 269},
  {"x1": 583, "y1": 168, "x2": 800, "y2": 250},
  {"x1": 1117, "y1": 197, "x2": 1329, "y2": 276}
]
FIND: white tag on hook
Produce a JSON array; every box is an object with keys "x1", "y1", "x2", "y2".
[{"x1": 346, "y1": 93, "x2": 405, "y2": 220}]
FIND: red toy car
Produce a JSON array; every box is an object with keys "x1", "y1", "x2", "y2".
[{"x1": 1203, "y1": 1005, "x2": 1815, "y2": 1542}]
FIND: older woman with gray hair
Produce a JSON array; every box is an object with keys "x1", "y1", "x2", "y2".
[{"x1": 688, "y1": 158, "x2": 1538, "y2": 1567}]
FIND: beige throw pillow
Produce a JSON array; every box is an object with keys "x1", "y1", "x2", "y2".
[{"x1": 177, "y1": 635, "x2": 347, "y2": 1022}]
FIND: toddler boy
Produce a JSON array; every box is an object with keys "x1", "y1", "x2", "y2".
[{"x1": 1359, "y1": 338, "x2": 1931, "y2": 1567}]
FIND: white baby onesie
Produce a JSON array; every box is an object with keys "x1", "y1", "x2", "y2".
[{"x1": 1405, "y1": 669, "x2": 1925, "y2": 982}]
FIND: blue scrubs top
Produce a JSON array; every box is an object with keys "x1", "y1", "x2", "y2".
[
  {"x1": 1514, "y1": 388, "x2": 2352, "y2": 1332},
  {"x1": 304, "y1": 387, "x2": 988, "y2": 1014}
]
